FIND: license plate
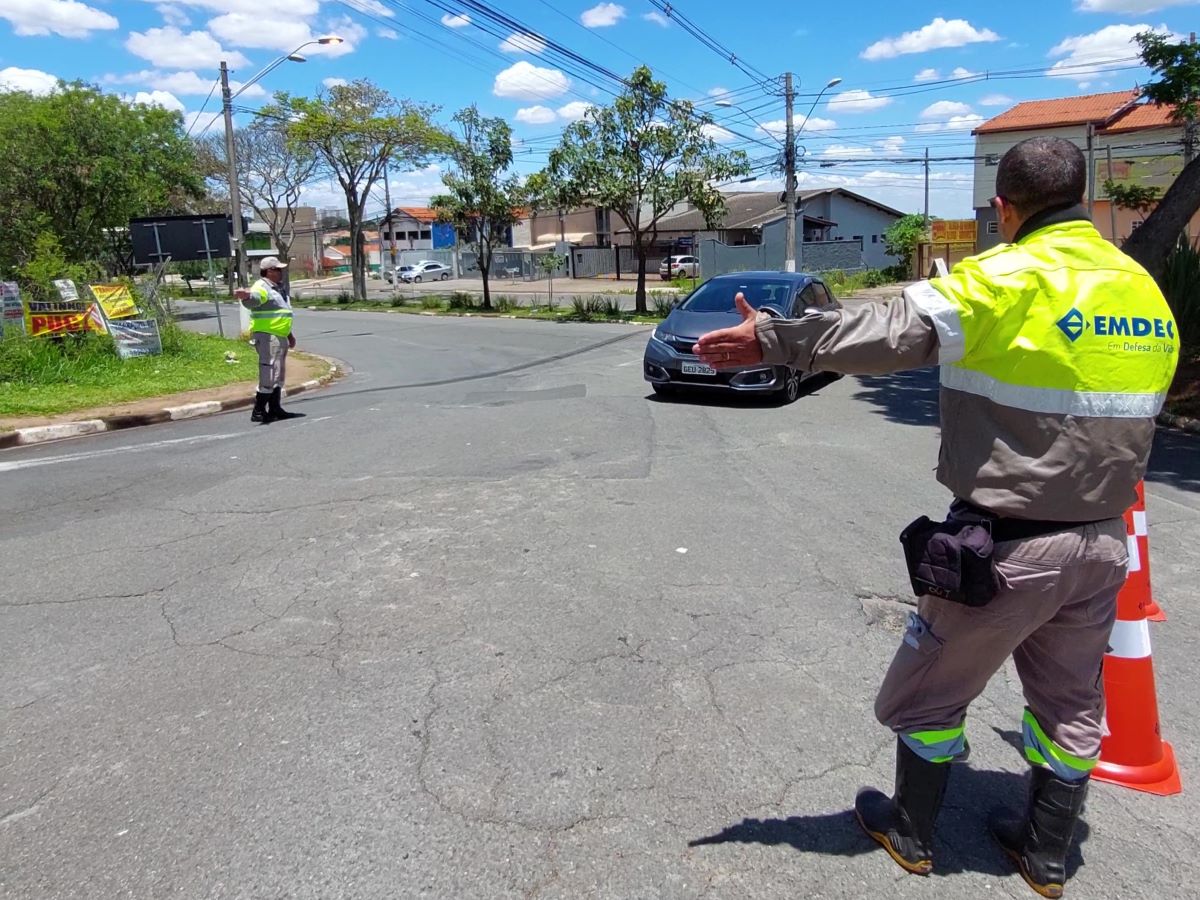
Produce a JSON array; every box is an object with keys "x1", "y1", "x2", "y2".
[{"x1": 682, "y1": 361, "x2": 716, "y2": 376}]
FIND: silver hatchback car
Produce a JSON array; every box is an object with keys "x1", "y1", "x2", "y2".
[{"x1": 643, "y1": 271, "x2": 843, "y2": 403}]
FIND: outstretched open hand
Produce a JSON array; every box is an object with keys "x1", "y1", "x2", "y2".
[{"x1": 693, "y1": 293, "x2": 763, "y2": 369}]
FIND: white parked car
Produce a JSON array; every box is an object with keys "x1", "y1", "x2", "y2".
[
  {"x1": 400, "y1": 261, "x2": 452, "y2": 283},
  {"x1": 659, "y1": 255, "x2": 699, "y2": 280}
]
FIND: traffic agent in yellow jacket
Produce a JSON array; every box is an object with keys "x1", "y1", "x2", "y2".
[{"x1": 694, "y1": 136, "x2": 1177, "y2": 899}]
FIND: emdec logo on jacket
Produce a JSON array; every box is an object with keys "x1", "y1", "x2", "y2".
[{"x1": 1057, "y1": 307, "x2": 1176, "y2": 345}]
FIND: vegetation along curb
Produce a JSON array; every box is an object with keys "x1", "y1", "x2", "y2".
[{"x1": 0, "y1": 364, "x2": 342, "y2": 450}]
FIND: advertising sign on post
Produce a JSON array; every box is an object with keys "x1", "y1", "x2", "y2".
[
  {"x1": 1, "y1": 282, "x2": 24, "y2": 336},
  {"x1": 89, "y1": 284, "x2": 139, "y2": 320},
  {"x1": 107, "y1": 318, "x2": 163, "y2": 359}
]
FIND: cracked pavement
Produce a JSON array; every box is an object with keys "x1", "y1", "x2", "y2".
[{"x1": 2, "y1": 307, "x2": 1198, "y2": 899}]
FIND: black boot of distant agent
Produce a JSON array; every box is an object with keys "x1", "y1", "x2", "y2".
[{"x1": 267, "y1": 386, "x2": 304, "y2": 421}]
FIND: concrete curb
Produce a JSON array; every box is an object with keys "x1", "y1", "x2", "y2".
[{"x1": 0, "y1": 361, "x2": 342, "y2": 450}]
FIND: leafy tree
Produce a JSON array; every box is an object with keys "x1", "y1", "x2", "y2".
[
  {"x1": 1121, "y1": 33, "x2": 1200, "y2": 282},
  {"x1": 430, "y1": 106, "x2": 524, "y2": 310},
  {"x1": 272, "y1": 81, "x2": 450, "y2": 299},
  {"x1": 1103, "y1": 180, "x2": 1162, "y2": 215},
  {"x1": 883, "y1": 213, "x2": 928, "y2": 275},
  {"x1": 197, "y1": 119, "x2": 319, "y2": 265},
  {"x1": 0, "y1": 82, "x2": 204, "y2": 278},
  {"x1": 537, "y1": 251, "x2": 567, "y2": 306},
  {"x1": 530, "y1": 66, "x2": 750, "y2": 313}
]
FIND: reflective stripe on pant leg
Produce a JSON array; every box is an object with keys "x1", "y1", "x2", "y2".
[
  {"x1": 253, "y1": 333, "x2": 274, "y2": 394},
  {"x1": 276, "y1": 342, "x2": 287, "y2": 389},
  {"x1": 901, "y1": 723, "x2": 967, "y2": 763},
  {"x1": 1022, "y1": 708, "x2": 1096, "y2": 781}
]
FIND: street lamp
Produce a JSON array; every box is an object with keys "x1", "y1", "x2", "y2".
[
  {"x1": 221, "y1": 35, "x2": 343, "y2": 288},
  {"x1": 714, "y1": 76, "x2": 841, "y2": 272}
]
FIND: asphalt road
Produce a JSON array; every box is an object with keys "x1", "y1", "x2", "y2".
[{"x1": 3, "y1": 306, "x2": 1198, "y2": 899}]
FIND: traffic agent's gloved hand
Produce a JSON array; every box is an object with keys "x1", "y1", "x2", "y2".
[{"x1": 288, "y1": 333, "x2": 296, "y2": 349}]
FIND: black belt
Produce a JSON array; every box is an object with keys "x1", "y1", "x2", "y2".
[{"x1": 955, "y1": 501, "x2": 1096, "y2": 543}]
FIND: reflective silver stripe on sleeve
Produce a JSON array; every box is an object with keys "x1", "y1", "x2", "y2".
[
  {"x1": 903, "y1": 280, "x2": 965, "y2": 364},
  {"x1": 941, "y1": 366, "x2": 1166, "y2": 418}
]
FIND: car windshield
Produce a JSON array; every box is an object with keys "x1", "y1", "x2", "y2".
[{"x1": 680, "y1": 278, "x2": 796, "y2": 313}]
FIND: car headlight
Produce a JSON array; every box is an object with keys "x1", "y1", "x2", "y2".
[{"x1": 653, "y1": 328, "x2": 676, "y2": 343}]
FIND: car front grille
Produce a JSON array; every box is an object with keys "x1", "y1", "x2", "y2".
[{"x1": 666, "y1": 338, "x2": 696, "y2": 355}]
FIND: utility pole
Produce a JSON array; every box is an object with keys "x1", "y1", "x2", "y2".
[
  {"x1": 1106, "y1": 144, "x2": 1119, "y2": 244},
  {"x1": 1086, "y1": 123, "x2": 1096, "y2": 217},
  {"x1": 783, "y1": 72, "x2": 797, "y2": 273},
  {"x1": 220, "y1": 61, "x2": 247, "y2": 290},
  {"x1": 382, "y1": 157, "x2": 397, "y2": 297},
  {"x1": 923, "y1": 148, "x2": 930, "y2": 227}
]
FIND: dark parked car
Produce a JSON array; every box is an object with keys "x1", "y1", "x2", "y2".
[{"x1": 643, "y1": 271, "x2": 843, "y2": 403}]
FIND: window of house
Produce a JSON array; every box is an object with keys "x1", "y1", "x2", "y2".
[
  {"x1": 986, "y1": 222, "x2": 999, "y2": 235},
  {"x1": 872, "y1": 234, "x2": 879, "y2": 244},
  {"x1": 420, "y1": 230, "x2": 432, "y2": 240},
  {"x1": 852, "y1": 235, "x2": 863, "y2": 242}
]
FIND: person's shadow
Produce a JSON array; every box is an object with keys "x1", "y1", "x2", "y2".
[{"x1": 689, "y1": 757, "x2": 1089, "y2": 880}]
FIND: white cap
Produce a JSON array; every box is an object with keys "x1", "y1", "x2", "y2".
[{"x1": 258, "y1": 256, "x2": 288, "y2": 273}]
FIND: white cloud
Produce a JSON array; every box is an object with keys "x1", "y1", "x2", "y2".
[
  {"x1": 920, "y1": 100, "x2": 974, "y2": 119},
  {"x1": 500, "y1": 31, "x2": 546, "y2": 54},
  {"x1": 126, "y1": 27, "x2": 250, "y2": 69},
  {"x1": 980, "y1": 93, "x2": 1014, "y2": 106},
  {"x1": 581, "y1": 3, "x2": 625, "y2": 27},
  {"x1": 951, "y1": 66, "x2": 980, "y2": 79},
  {"x1": 755, "y1": 115, "x2": 836, "y2": 141},
  {"x1": 132, "y1": 90, "x2": 185, "y2": 112},
  {"x1": 916, "y1": 112, "x2": 985, "y2": 133},
  {"x1": 323, "y1": 77, "x2": 348, "y2": 89},
  {"x1": 708, "y1": 86, "x2": 730, "y2": 99},
  {"x1": 182, "y1": 109, "x2": 222, "y2": 135},
  {"x1": 377, "y1": 27, "x2": 399, "y2": 40},
  {"x1": 914, "y1": 68, "x2": 940, "y2": 82},
  {"x1": 878, "y1": 136, "x2": 906, "y2": 156},
  {"x1": 103, "y1": 68, "x2": 266, "y2": 98},
  {"x1": 822, "y1": 144, "x2": 874, "y2": 159},
  {"x1": 1047, "y1": 23, "x2": 1172, "y2": 81},
  {"x1": 493, "y1": 60, "x2": 571, "y2": 100},
  {"x1": 441, "y1": 12, "x2": 470, "y2": 28},
  {"x1": 0, "y1": 0, "x2": 119, "y2": 38},
  {"x1": 1076, "y1": 0, "x2": 1195, "y2": 11},
  {"x1": 156, "y1": 3, "x2": 190, "y2": 26},
  {"x1": 861, "y1": 17, "x2": 1000, "y2": 60},
  {"x1": 340, "y1": 0, "x2": 393, "y2": 17},
  {"x1": 827, "y1": 89, "x2": 893, "y2": 113},
  {"x1": 799, "y1": 115, "x2": 838, "y2": 132},
  {"x1": 701, "y1": 122, "x2": 735, "y2": 143},
  {"x1": 644, "y1": 11, "x2": 670, "y2": 27},
  {"x1": 557, "y1": 100, "x2": 595, "y2": 122},
  {"x1": 515, "y1": 105, "x2": 556, "y2": 125},
  {"x1": 208, "y1": 14, "x2": 361, "y2": 57},
  {"x1": 0, "y1": 66, "x2": 59, "y2": 94}
]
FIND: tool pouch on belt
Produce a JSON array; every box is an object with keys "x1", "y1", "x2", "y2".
[{"x1": 899, "y1": 516, "x2": 999, "y2": 607}]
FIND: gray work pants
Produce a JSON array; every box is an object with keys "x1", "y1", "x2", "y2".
[
  {"x1": 874, "y1": 518, "x2": 1127, "y2": 778},
  {"x1": 252, "y1": 333, "x2": 287, "y2": 393}
]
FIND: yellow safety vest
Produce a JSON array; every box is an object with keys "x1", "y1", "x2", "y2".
[
  {"x1": 907, "y1": 220, "x2": 1177, "y2": 418},
  {"x1": 247, "y1": 279, "x2": 294, "y2": 338}
]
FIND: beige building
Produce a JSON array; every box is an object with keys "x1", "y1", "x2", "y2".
[
  {"x1": 972, "y1": 90, "x2": 1197, "y2": 250},
  {"x1": 518, "y1": 206, "x2": 614, "y2": 249}
]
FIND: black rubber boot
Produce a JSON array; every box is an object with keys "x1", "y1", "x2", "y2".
[
  {"x1": 267, "y1": 386, "x2": 304, "y2": 421},
  {"x1": 990, "y1": 768, "x2": 1089, "y2": 898},
  {"x1": 855, "y1": 738, "x2": 951, "y2": 875},
  {"x1": 250, "y1": 392, "x2": 269, "y2": 423}
]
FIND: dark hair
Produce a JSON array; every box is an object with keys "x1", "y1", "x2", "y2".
[{"x1": 995, "y1": 137, "x2": 1086, "y2": 216}]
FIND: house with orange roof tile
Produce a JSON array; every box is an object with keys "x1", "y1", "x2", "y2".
[{"x1": 972, "y1": 89, "x2": 1195, "y2": 249}]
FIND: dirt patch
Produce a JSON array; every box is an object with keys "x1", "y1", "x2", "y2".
[{"x1": 0, "y1": 352, "x2": 332, "y2": 432}]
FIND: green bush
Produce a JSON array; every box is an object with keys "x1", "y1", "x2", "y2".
[
  {"x1": 571, "y1": 297, "x2": 593, "y2": 320},
  {"x1": 496, "y1": 295, "x2": 518, "y2": 312},
  {"x1": 602, "y1": 298, "x2": 623, "y2": 318},
  {"x1": 421, "y1": 295, "x2": 444, "y2": 310},
  {"x1": 652, "y1": 294, "x2": 675, "y2": 317},
  {"x1": 390, "y1": 296, "x2": 405, "y2": 308},
  {"x1": 1163, "y1": 238, "x2": 1200, "y2": 353},
  {"x1": 336, "y1": 290, "x2": 353, "y2": 305},
  {"x1": 447, "y1": 292, "x2": 477, "y2": 310}
]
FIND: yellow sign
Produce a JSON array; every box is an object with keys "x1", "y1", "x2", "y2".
[
  {"x1": 89, "y1": 284, "x2": 139, "y2": 319},
  {"x1": 931, "y1": 219, "x2": 977, "y2": 243}
]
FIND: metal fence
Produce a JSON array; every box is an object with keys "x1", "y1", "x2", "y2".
[{"x1": 699, "y1": 237, "x2": 866, "y2": 277}]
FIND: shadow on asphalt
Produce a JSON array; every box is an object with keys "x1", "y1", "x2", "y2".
[
  {"x1": 689, "y1": 765, "x2": 1089, "y2": 880},
  {"x1": 645, "y1": 373, "x2": 842, "y2": 409},
  {"x1": 1146, "y1": 426, "x2": 1200, "y2": 495},
  {"x1": 850, "y1": 367, "x2": 941, "y2": 428}
]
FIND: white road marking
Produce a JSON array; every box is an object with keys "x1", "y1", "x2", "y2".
[{"x1": 0, "y1": 433, "x2": 241, "y2": 473}]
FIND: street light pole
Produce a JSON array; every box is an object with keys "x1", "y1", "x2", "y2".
[
  {"x1": 220, "y1": 61, "x2": 248, "y2": 290},
  {"x1": 219, "y1": 35, "x2": 343, "y2": 292}
]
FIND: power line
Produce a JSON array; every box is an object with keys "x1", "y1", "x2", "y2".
[{"x1": 647, "y1": 1, "x2": 776, "y2": 86}]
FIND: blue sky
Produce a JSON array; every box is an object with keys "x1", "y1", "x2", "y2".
[{"x1": 1, "y1": 1, "x2": 1195, "y2": 219}]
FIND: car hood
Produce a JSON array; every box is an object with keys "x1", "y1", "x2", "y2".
[{"x1": 661, "y1": 308, "x2": 748, "y2": 338}]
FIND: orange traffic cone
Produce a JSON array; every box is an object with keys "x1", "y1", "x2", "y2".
[
  {"x1": 1093, "y1": 487, "x2": 1181, "y2": 795},
  {"x1": 1129, "y1": 482, "x2": 1166, "y2": 622}
]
